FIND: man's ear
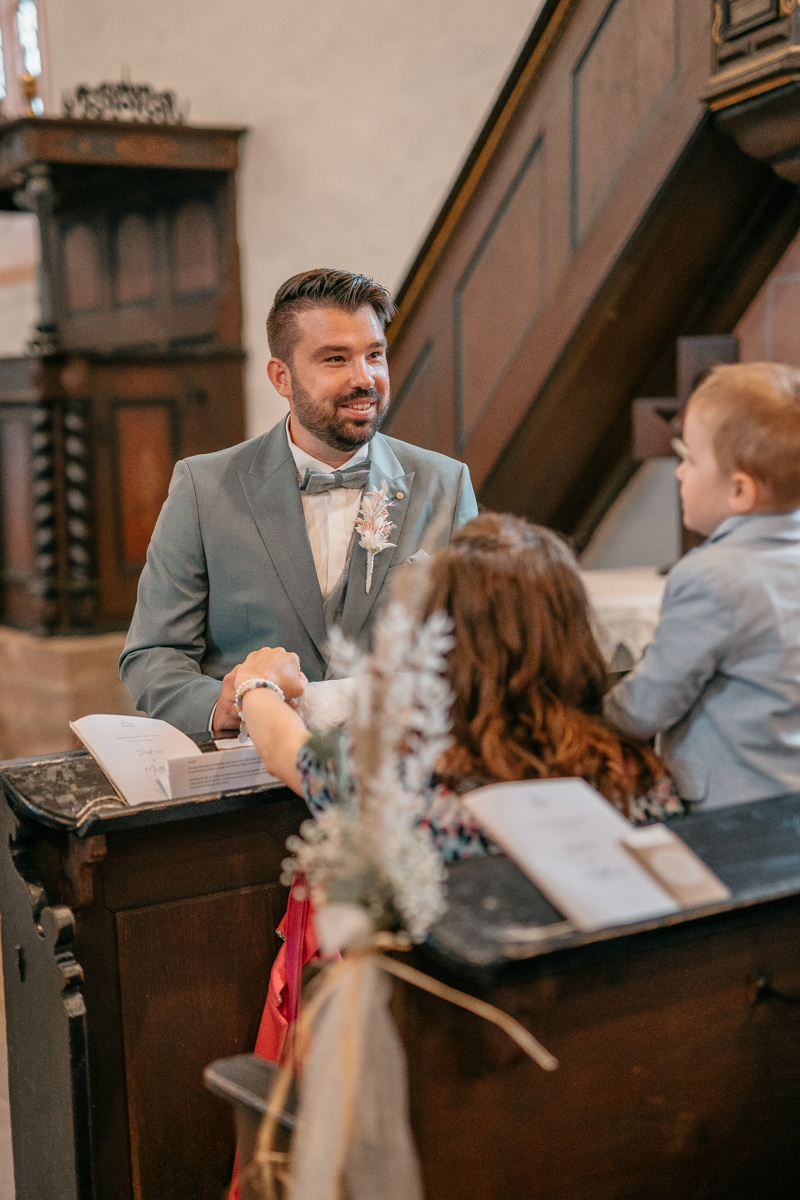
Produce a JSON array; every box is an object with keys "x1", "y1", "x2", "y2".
[
  {"x1": 729, "y1": 470, "x2": 760, "y2": 514},
  {"x1": 267, "y1": 357, "x2": 292, "y2": 399}
]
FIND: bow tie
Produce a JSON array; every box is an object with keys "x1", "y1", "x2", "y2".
[{"x1": 300, "y1": 464, "x2": 371, "y2": 495}]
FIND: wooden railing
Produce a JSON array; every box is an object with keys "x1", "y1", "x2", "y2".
[{"x1": 384, "y1": 0, "x2": 800, "y2": 545}]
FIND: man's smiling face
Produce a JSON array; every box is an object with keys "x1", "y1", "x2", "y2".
[{"x1": 270, "y1": 304, "x2": 391, "y2": 466}]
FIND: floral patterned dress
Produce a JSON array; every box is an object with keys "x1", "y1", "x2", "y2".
[{"x1": 296, "y1": 729, "x2": 685, "y2": 865}]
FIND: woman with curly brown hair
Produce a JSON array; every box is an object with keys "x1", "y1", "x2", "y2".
[
  {"x1": 234, "y1": 512, "x2": 682, "y2": 866},
  {"x1": 412, "y1": 512, "x2": 681, "y2": 857}
]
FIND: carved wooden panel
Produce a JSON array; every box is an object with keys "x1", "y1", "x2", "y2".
[
  {"x1": 173, "y1": 199, "x2": 219, "y2": 295},
  {"x1": 88, "y1": 356, "x2": 245, "y2": 624},
  {"x1": 455, "y1": 137, "x2": 545, "y2": 442},
  {"x1": 764, "y1": 272, "x2": 800, "y2": 361},
  {"x1": 0, "y1": 415, "x2": 34, "y2": 572},
  {"x1": 57, "y1": 183, "x2": 232, "y2": 355},
  {"x1": 387, "y1": 0, "x2": 712, "y2": 491},
  {"x1": 0, "y1": 353, "x2": 244, "y2": 631},
  {"x1": 0, "y1": 754, "x2": 307, "y2": 1200},
  {"x1": 116, "y1": 884, "x2": 287, "y2": 1200},
  {"x1": 115, "y1": 402, "x2": 177, "y2": 567},
  {"x1": 398, "y1": 897, "x2": 800, "y2": 1200},
  {"x1": 114, "y1": 213, "x2": 157, "y2": 306},
  {"x1": 391, "y1": 341, "x2": 438, "y2": 450},
  {"x1": 711, "y1": 0, "x2": 786, "y2": 75},
  {"x1": 572, "y1": 0, "x2": 679, "y2": 244},
  {"x1": 63, "y1": 221, "x2": 104, "y2": 314}
]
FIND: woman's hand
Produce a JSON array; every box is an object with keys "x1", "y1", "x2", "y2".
[
  {"x1": 234, "y1": 647, "x2": 308, "y2": 703},
  {"x1": 232, "y1": 648, "x2": 310, "y2": 796}
]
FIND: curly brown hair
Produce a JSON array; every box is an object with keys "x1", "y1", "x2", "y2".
[{"x1": 420, "y1": 512, "x2": 665, "y2": 815}]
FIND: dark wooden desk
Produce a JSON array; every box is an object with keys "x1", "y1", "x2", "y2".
[
  {"x1": 396, "y1": 794, "x2": 800, "y2": 1200},
  {"x1": 0, "y1": 750, "x2": 306, "y2": 1200},
  {"x1": 3, "y1": 752, "x2": 800, "y2": 1200}
]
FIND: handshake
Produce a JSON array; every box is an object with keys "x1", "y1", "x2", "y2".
[{"x1": 214, "y1": 646, "x2": 308, "y2": 735}]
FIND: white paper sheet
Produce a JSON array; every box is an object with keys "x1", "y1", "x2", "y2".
[
  {"x1": 70, "y1": 714, "x2": 276, "y2": 805},
  {"x1": 463, "y1": 777, "x2": 680, "y2": 931},
  {"x1": 71, "y1": 714, "x2": 198, "y2": 805},
  {"x1": 166, "y1": 742, "x2": 273, "y2": 797}
]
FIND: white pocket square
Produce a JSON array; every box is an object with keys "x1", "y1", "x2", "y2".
[{"x1": 403, "y1": 549, "x2": 431, "y2": 565}]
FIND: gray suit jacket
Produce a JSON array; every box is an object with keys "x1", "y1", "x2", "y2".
[
  {"x1": 604, "y1": 510, "x2": 800, "y2": 808},
  {"x1": 120, "y1": 422, "x2": 478, "y2": 732}
]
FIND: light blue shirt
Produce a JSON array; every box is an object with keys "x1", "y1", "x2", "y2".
[{"x1": 603, "y1": 510, "x2": 800, "y2": 808}]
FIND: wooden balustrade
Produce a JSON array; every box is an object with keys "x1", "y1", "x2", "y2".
[{"x1": 385, "y1": 0, "x2": 800, "y2": 546}]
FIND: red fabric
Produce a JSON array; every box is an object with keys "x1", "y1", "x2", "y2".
[
  {"x1": 227, "y1": 875, "x2": 318, "y2": 1200},
  {"x1": 254, "y1": 874, "x2": 318, "y2": 1061}
]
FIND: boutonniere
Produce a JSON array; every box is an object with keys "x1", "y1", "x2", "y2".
[{"x1": 355, "y1": 480, "x2": 396, "y2": 592}]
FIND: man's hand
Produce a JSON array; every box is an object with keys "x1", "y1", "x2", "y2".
[
  {"x1": 235, "y1": 648, "x2": 308, "y2": 703},
  {"x1": 212, "y1": 666, "x2": 241, "y2": 735}
]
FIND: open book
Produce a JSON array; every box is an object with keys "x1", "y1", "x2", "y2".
[
  {"x1": 69, "y1": 679, "x2": 359, "y2": 808},
  {"x1": 70, "y1": 714, "x2": 278, "y2": 806},
  {"x1": 463, "y1": 778, "x2": 730, "y2": 932}
]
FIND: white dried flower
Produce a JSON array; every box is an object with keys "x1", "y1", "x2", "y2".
[
  {"x1": 283, "y1": 603, "x2": 454, "y2": 942},
  {"x1": 354, "y1": 481, "x2": 396, "y2": 592}
]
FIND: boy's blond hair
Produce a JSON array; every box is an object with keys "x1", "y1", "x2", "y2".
[{"x1": 687, "y1": 361, "x2": 800, "y2": 509}]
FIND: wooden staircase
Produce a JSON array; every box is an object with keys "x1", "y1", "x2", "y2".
[{"x1": 383, "y1": 0, "x2": 800, "y2": 547}]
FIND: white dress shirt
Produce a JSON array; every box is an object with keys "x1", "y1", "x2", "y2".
[{"x1": 286, "y1": 421, "x2": 369, "y2": 598}]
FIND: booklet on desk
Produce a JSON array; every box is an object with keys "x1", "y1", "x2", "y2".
[
  {"x1": 70, "y1": 714, "x2": 277, "y2": 806},
  {"x1": 463, "y1": 777, "x2": 729, "y2": 932}
]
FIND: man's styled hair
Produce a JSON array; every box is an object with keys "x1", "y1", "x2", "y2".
[
  {"x1": 688, "y1": 361, "x2": 800, "y2": 509},
  {"x1": 266, "y1": 268, "x2": 396, "y2": 363},
  {"x1": 419, "y1": 512, "x2": 664, "y2": 814}
]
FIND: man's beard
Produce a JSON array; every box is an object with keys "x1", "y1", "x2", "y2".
[{"x1": 291, "y1": 383, "x2": 390, "y2": 452}]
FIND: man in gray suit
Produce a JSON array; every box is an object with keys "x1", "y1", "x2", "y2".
[{"x1": 120, "y1": 267, "x2": 477, "y2": 735}]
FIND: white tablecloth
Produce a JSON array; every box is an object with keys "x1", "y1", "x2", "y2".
[{"x1": 580, "y1": 567, "x2": 667, "y2": 671}]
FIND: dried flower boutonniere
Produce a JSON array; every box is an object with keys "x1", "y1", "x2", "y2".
[{"x1": 355, "y1": 480, "x2": 396, "y2": 593}]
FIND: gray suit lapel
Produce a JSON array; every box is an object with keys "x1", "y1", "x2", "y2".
[
  {"x1": 238, "y1": 426, "x2": 328, "y2": 659},
  {"x1": 339, "y1": 435, "x2": 414, "y2": 642}
]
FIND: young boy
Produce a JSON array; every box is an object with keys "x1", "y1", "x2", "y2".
[{"x1": 604, "y1": 361, "x2": 800, "y2": 809}]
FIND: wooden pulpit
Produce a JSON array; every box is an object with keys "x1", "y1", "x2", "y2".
[{"x1": 0, "y1": 116, "x2": 246, "y2": 633}]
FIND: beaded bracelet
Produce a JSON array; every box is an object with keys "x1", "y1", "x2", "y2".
[
  {"x1": 234, "y1": 678, "x2": 286, "y2": 742},
  {"x1": 234, "y1": 677, "x2": 286, "y2": 713}
]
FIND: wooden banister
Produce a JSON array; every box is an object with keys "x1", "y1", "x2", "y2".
[{"x1": 385, "y1": 0, "x2": 800, "y2": 546}]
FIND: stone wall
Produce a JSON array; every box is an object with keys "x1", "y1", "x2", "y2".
[{"x1": 0, "y1": 628, "x2": 139, "y2": 761}]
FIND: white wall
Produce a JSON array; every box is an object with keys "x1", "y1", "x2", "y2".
[
  {"x1": 580, "y1": 458, "x2": 682, "y2": 570},
  {"x1": 42, "y1": 0, "x2": 539, "y2": 434}
]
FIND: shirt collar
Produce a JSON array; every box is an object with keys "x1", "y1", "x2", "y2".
[
  {"x1": 706, "y1": 508, "x2": 800, "y2": 544},
  {"x1": 285, "y1": 416, "x2": 370, "y2": 477}
]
